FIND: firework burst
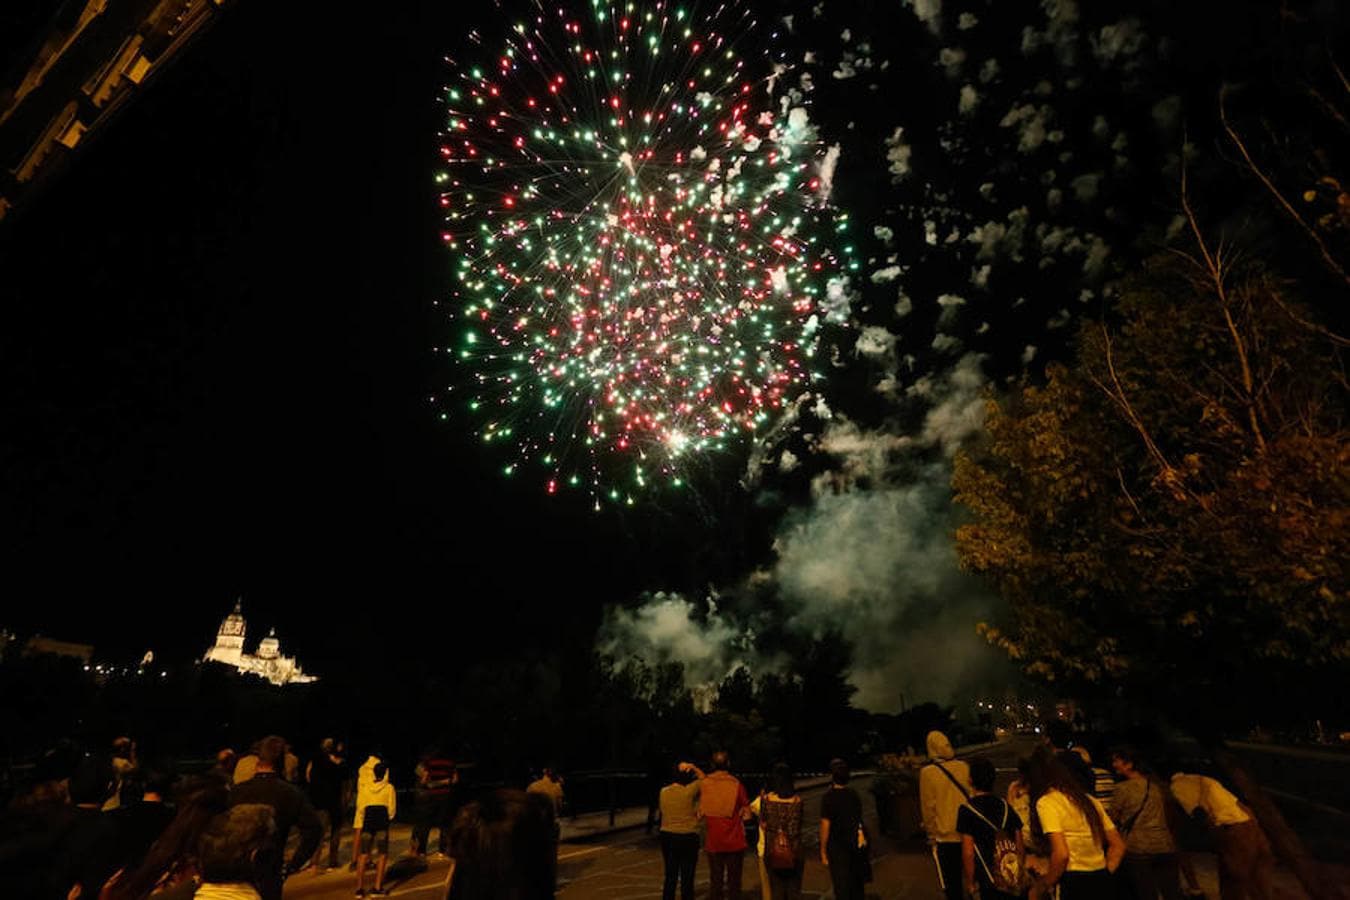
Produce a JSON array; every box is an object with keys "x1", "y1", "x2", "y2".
[{"x1": 436, "y1": 0, "x2": 857, "y2": 506}]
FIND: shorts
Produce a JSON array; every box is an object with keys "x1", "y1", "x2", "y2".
[
  {"x1": 360, "y1": 805, "x2": 391, "y2": 855},
  {"x1": 360, "y1": 828, "x2": 390, "y2": 856}
]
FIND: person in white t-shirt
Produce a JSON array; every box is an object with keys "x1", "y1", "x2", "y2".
[{"x1": 1026, "y1": 747, "x2": 1125, "y2": 900}]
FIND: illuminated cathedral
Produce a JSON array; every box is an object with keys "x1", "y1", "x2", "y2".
[{"x1": 202, "y1": 600, "x2": 317, "y2": 685}]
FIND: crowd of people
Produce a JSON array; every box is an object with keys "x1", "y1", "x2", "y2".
[
  {"x1": 918, "y1": 722, "x2": 1277, "y2": 900},
  {"x1": 0, "y1": 722, "x2": 1281, "y2": 900},
  {"x1": 0, "y1": 733, "x2": 560, "y2": 900},
  {"x1": 644, "y1": 725, "x2": 1277, "y2": 900}
]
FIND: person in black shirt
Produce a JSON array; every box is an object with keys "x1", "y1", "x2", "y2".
[
  {"x1": 306, "y1": 737, "x2": 346, "y2": 870},
  {"x1": 957, "y1": 758, "x2": 1025, "y2": 900},
  {"x1": 54, "y1": 755, "x2": 122, "y2": 900},
  {"x1": 818, "y1": 759, "x2": 866, "y2": 900},
  {"x1": 229, "y1": 735, "x2": 321, "y2": 900},
  {"x1": 110, "y1": 768, "x2": 176, "y2": 876}
]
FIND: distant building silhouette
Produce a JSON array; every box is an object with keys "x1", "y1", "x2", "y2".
[{"x1": 203, "y1": 600, "x2": 316, "y2": 686}]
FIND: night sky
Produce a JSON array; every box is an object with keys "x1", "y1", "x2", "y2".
[
  {"x1": 3, "y1": 0, "x2": 1344, "y2": 702},
  {"x1": 1, "y1": 2, "x2": 781, "y2": 672}
]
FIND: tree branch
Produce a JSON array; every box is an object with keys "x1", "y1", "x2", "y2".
[
  {"x1": 1181, "y1": 153, "x2": 1270, "y2": 453},
  {"x1": 1219, "y1": 85, "x2": 1350, "y2": 286}
]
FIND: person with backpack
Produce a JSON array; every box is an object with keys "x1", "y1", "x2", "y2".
[
  {"x1": 749, "y1": 763, "x2": 804, "y2": 900},
  {"x1": 1108, "y1": 747, "x2": 1184, "y2": 900},
  {"x1": 958, "y1": 758, "x2": 1026, "y2": 900},
  {"x1": 920, "y1": 731, "x2": 974, "y2": 900}
]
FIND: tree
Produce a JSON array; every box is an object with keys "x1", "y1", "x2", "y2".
[
  {"x1": 952, "y1": 245, "x2": 1349, "y2": 730},
  {"x1": 953, "y1": 231, "x2": 1350, "y2": 899}
]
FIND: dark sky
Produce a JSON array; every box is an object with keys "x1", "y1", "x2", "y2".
[
  {"x1": 1, "y1": 2, "x2": 772, "y2": 671},
  {"x1": 3, "y1": 0, "x2": 1343, "y2": 687}
]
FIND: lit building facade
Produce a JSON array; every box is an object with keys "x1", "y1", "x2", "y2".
[{"x1": 203, "y1": 601, "x2": 316, "y2": 686}]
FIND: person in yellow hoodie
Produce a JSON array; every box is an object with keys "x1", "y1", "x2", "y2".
[
  {"x1": 353, "y1": 759, "x2": 397, "y2": 896},
  {"x1": 919, "y1": 730, "x2": 973, "y2": 900}
]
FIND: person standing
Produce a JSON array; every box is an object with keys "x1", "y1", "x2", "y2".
[
  {"x1": 1046, "y1": 721, "x2": 1096, "y2": 795},
  {"x1": 208, "y1": 749, "x2": 238, "y2": 786},
  {"x1": 526, "y1": 766, "x2": 565, "y2": 892},
  {"x1": 155, "y1": 804, "x2": 277, "y2": 900},
  {"x1": 526, "y1": 767, "x2": 566, "y2": 819},
  {"x1": 228, "y1": 735, "x2": 322, "y2": 900},
  {"x1": 751, "y1": 763, "x2": 804, "y2": 900},
  {"x1": 692, "y1": 751, "x2": 749, "y2": 900},
  {"x1": 54, "y1": 756, "x2": 121, "y2": 899},
  {"x1": 306, "y1": 738, "x2": 346, "y2": 871},
  {"x1": 412, "y1": 750, "x2": 457, "y2": 859},
  {"x1": 109, "y1": 767, "x2": 176, "y2": 876},
  {"x1": 1026, "y1": 747, "x2": 1125, "y2": 900},
  {"x1": 354, "y1": 761, "x2": 397, "y2": 897},
  {"x1": 1109, "y1": 747, "x2": 1184, "y2": 900},
  {"x1": 104, "y1": 738, "x2": 138, "y2": 811},
  {"x1": 957, "y1": 758, "x2": 1025, "y2": 900},
  {"x1": 919, "y1": 730, "x2": 973, "y2": 900},
  {"x1": 819, "y1": 758, "x2": 867, "y2": 900},
  {"x1": 658, "y1": 763, "x2": 702, "y2": 900},
  {"x1": 444, "y1": 790, "x2": 556, "y2": 900},
  {"x1": 233, "y1": 742, "x2": 261, "y2": 786},
  {"x1": 1169, "y1": 770, "x2": 1275, "y2": 900},
  {"x1": 1074, "y1": 746, "x2": 1117, "y2": 804}
]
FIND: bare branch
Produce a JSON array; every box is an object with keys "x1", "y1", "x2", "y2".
[
  {"x1": 1219, "y1": 86, "x2": 1350, "y2": 286},
  {"x1": 1332, "y1": 53, "x2": 1350, "y2": 99},
  {"x1": 1180, "y1": 148, "x2": 1270, "y2": 453},
  {"x1": 1087, "y1": 324, "x2": 1192, "y2": 503},
  {"x1": 1304, "y1": 83, "x2": 1350, "y2": 134},
  {"x1": 1266, "y1": 282, "x2": 1350, "y2": 346},
  {"x1": 1115, "y1": 465, "x2": 1147, "y2": 523}
]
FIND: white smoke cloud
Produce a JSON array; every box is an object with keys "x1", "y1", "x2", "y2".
[
  {"x1": 855, "y1": 325, "x2": 898, "y2": 362},
  {"x1": 938, "y1": 47, "x2": 968, "y2": 78},
  {"x1": 919, "y1": 352, "x2": 987, "y2": 452},
  {"x1": 817, "y1": 143, "x2": 842, "y2": 202},
  {"x1": 905, "y1": 0, "x2": 944, "y2": 34},
  {"x1": 597, "y1": 354, "x2": 1002, "y2": 713},
  {"x1": 822, "y1": 276, "x2": 858, "y2": 323},
  {"x1": 597, "y1": 593, "x2": 754, "y2": 706},
  {"x1": 886, "y1": 127, "x2": 913, "y2": 180},
  {"x1": 895, "y1": 289, "x2": 914, "y2": 318},
  {"x1": 959, "y1": 84, "x2": 981, "y2": 116}
]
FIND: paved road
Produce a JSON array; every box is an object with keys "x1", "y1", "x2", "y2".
[{"x1": 555, "y1": 774, "x2": 947, "y2": 900}]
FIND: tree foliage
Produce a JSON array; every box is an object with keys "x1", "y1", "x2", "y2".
[{"x1": 953, "y1": 242, "x2": 1350, "y2": 730}]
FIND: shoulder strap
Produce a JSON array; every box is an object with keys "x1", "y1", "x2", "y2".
[
  {"x1": 935, "y1": 761, "x2": 971, "y2": 800},
  {"x1": 961, "y1": 797, "x2": 1002, "y2": 832},
  {"x1": 1122, "y1": 780, "x2": 1151, "y2": 834}
]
